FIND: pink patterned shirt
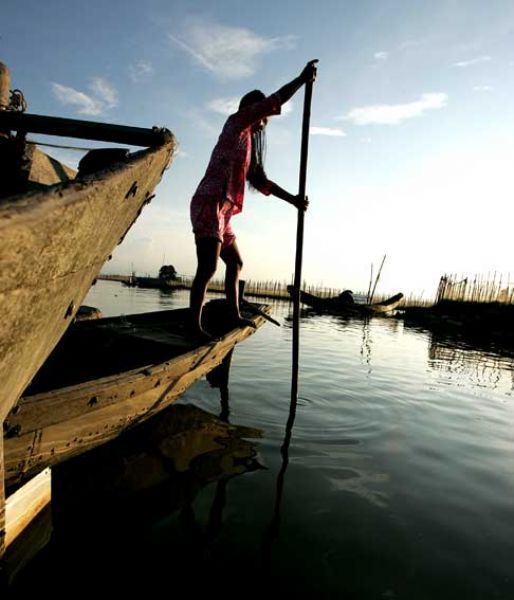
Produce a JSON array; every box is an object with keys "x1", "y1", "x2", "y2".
[{"x1": 192, "y1": 94, "x2": 282, "y2": 215}]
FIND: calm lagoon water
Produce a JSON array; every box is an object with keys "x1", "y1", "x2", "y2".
[{"x1": 11, "y1": 281, "x2": 514, "y2": 598}]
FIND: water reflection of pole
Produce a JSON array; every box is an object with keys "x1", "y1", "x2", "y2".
[
  {"x1": 200, "y1": 349, "x2": 234, "y2": 549},
  {"x1": 260, "y1": 396, "x2": 296, "y2": 572},
  {"x1": 360, "y1": 317, "x2": 372, "y2": 370},
  {"x1": 206, "y1": 349, "x2": 234, "y2": 422},
  {"x1": 179, "y1": 352, "x2": 236, "y2": 567}
]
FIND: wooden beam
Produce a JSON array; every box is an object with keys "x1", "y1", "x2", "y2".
[
  {"x1": 5, "y1": 468, "x2": 51, "y2": 549},
  {"x1": 0, "y1": 62, "x2": 10, "y2": 109},
  {"x1": 0, "y1": 62, "x2": 10, "y2": 142},
  {"x1": 1, "y1": 432, "x2": 5, "y2": 559},
  {"x1": 0, "y1": 112, "x2": 173, "y2": 148}
]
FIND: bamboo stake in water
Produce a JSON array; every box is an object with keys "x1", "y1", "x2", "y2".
[
  {"x1": 366, "y1": 263, "x2": 374, "y2": 304},
  {"x1": 369, "y1": 254, "x2": 387, "y2": 305}
]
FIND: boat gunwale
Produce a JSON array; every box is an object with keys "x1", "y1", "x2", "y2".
[
  {"x1": 4, "y1": 307, "x2": 269, "y2": 487},
  {"x1": 8, "y1": 305, "x2": 270, "y2": 433},
  {"x1": 0, "y1": 139, "x2": 176, "y2": 221}
]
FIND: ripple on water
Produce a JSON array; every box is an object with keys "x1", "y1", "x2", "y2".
[{"x1": 67, "y1": 283, "x2": 514, "y2": 598}]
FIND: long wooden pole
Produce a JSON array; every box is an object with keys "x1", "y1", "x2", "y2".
[
  {"x1": 0, "y1": 111, "x2": 173, "y2": 147},
  {"x1": 291, "y1": 77, "x2": 315, "y2": 401},
  {"x1": 261, "y1": 71, "x2": 316, "y2": 570}
]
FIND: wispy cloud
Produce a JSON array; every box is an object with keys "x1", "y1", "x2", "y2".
[
  {"x1": 51, "y1": 78, "x2": 118, "y2": 115},
  {"x1": 169, "y1": 17, "x2": 295, "y2": 79},
  {"x1": 453, "y1": 55, "x2": 491, "y2": 68},
  {"x1": 374, "y1": 51, "x2": 388, "y2": 61},
  {"x1": 89, "y1": 77, "x2": 118, "y2": 108},
  {"x1": 398, "y1": 39, "x2": 422, "y2": 51},
  {"x1": 472, "y1": 85, "x2": 493, "y2": 92},
  {"x1": 51, "y1": 83, "x2": 104, "y2": 115},
  {"x1": 207, "y1": 96, "x2": 240, "y2": 115},
  {"x1": 129, "y1": 60, "x2": 154, "y2": 82},
  {"x1": 342, "y1": 93, "x2": 447, "y2": 126},
  {"x1": 310, "y1": 126, "x2": 346, "y2": 137}
]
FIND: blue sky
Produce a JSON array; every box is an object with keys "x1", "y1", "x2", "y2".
[{"x1": 3, "y1": 0, "x2": 514, "y2": 298}]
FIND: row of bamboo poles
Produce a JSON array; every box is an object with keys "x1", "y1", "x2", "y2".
[
  {"x1": 180, "y1": 276, "x2": 401, "y2": 305},
  {"x1": 102, "y1": 273, "x2": 435, "y2": 306},
  {"x1": 205, "y1": 278, "x2": 341, "y2": 300},
  {"x1": 98, "y1": 273, "x2": 354, "y2": 300},
  {"x1": 436, "y1": 273, "x2": 514, "y2": 304}
]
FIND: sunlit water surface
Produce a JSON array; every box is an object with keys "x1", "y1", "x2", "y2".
[{"x1": 11, "y1": 281, "x2": 514, "y2": 598}]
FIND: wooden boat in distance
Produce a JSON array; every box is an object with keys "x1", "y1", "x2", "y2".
[
  {"x1": 0, "y1": 108, "x2": 175, "y2": 423},
  {"x1": 3, "y1": 300, "x2": 270, "y2": 490},
  {"x1": 288, "y1": 287, "x2": 404, "y2": 316},
  {"x1": 131, "y1": 275, "x2": 180, "y2": 290}
]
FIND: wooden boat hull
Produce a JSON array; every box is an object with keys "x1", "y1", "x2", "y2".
[
  {"x1": 0, "y1": 142, "x2": 175, "y2": 421},
  {"x1": 296, "y1": 289, "x2": 404, "y2": 315},
  {"x1": 3, "y1": 303, "x2": 269, "y2": 489}
]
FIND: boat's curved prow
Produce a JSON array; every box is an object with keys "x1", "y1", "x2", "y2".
[{"x1": 0, "y1": 138, "x2": 176, "y2": 422}]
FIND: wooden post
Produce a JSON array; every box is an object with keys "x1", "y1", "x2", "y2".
[
  {"x1": 0, "y1": 62, "x2": 9, "y2": 109},
  {"x1": 0, "y1": 62, "x2": 11, "y2": 142},
  {"x1": 1, "y1": 434, "x2": 5, "y2": 560},
  {"x1": 366, "y1": 263, "x2": 374, "y2": 304},
  {"x1": 4, "y1": 468, "x2": 51, "y2": 550}
]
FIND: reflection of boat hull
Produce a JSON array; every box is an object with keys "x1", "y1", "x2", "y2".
[
  {"x1": 52, "y1": 402, "x2": 262, "y2": 507},
  {"x1": 6, "y1": 403, "x2": 262, "y2": 586},
  {"x1": 0, "y1": 142, "x2": 175, "y2": 422},
  {"x1": 52, "y1": 403, "x2": 262, "y2": 528},
  {"x1": 4, "y1": 301, "x2": 269, "y2": 489},
  {"x1": 292, "y1": 288, "x2": 404, "y2": 315}
]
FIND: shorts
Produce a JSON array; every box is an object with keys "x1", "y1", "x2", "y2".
[{"x1": 190, "y1": 195, "x2": 236, "y2": 249}]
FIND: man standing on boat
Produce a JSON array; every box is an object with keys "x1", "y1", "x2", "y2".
[{"x1": 188, "y1": 60, "x2": 317, "y2": 340}]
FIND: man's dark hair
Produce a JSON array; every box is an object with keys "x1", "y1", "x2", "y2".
[{"x1": 239, "y1": 90, "x2": 267, "y2": 190}]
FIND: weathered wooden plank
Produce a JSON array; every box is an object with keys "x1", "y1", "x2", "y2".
[
  {"x1": 0, "y1": 112, "x2": 173, "y2": 148},
  {"x1": 0, "y1": 141, "x2": 175, "y2": 423},
  {"x1": 1, "y1": 433, "x2": 5, "y2": 559},
  {"x1": 28, "y1": 147, "x2": 76, "y2": 186},
  {"x1": 5, "y1": 468, "x2": 50, "y2": 548},
  {"x1": 0, "y1": 62, "x2": 10, "y2": 116},
  {"x1": 6, "y1": 314, "x2": 259, "y2": 434},
  {"x1": 4, "y1": 314, "x2": 266, "y2": 487},
  {"x1": 3, "y1": 505, "x2": 51, "y2": 585}
]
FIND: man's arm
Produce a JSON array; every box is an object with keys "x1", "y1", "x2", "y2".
[
  {"x1": 249, "y1": 169, "x2": 308, "y2": 210},
  {"x1": 269, "y1": 182, "x2": 308, "y2": 210},
  {"x1": 274, "y1": 60, "x2": 318, "y2": 104}
]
